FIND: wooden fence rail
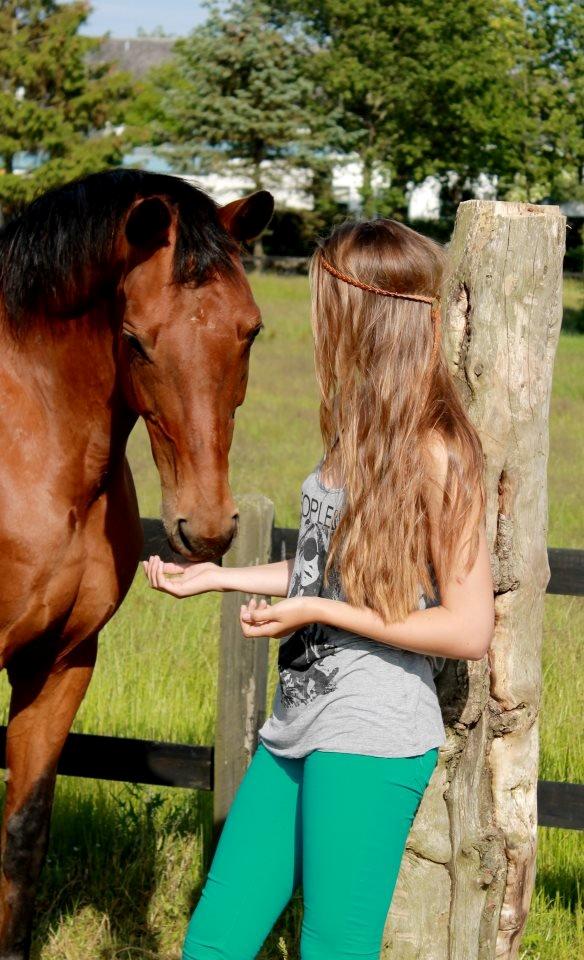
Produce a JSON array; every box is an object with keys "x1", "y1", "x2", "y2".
[
  {"x1": 1, "y1": 509, "x2": 582, "y2": 831},
  {"x1": 1, "y1": 732, "x2": 582, "y2": 830},
  {"x1": 143, "y1": 518, "x2": 584, "y2": 595}
]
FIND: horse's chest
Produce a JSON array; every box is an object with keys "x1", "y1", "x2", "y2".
[{"x1": 0, "y1": 481, "x2": 140, "y2": 667}]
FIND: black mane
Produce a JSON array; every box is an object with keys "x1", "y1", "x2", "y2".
[{"x1": 0, "y1": 168, "x2": 238, "y2": 333}]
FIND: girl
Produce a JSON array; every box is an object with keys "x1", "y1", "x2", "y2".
[{"x1": 144, "y1": 218, "x2": 496, "y2": 960}]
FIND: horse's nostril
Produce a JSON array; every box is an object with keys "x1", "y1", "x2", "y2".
[
  {"x1": 177, "y1": 519, "x2": 192, "y2": 552},
  {"x1": 175, "y1": 514, "x2": 238, "y2": 558}
]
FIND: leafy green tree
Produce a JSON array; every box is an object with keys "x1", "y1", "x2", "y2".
[
  {"x1": 276, "y1": 0, "x2": 524, "y2": 218},
  {"x1": 136, "y1": 25, "x2": 174, "y2": 38},
  {"x1": 134, "y1": 0, "x2": 583, "y2": 224},
  {"x1": 146, "y1": 0, "x2": 345, "y2": 254},
  {"x1": 497, "y1": 0, "x2": 584, "y2": 203},
  {"x1": 0, "y1": 1, "x2": 138, "y2": 220}
]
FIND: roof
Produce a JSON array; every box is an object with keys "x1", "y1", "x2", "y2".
[{"x1": 88, "y1": 37, "x2": 176, "y2": 79}]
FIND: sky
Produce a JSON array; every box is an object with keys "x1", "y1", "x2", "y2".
[{"x1": 80, "y1": 1, "x2": 207, "y2": 38}]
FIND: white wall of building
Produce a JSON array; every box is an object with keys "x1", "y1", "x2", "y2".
[
  {"x1": 15, "y1": 142, "x2": 499, "y2": 220},
  {"x1": 176, "y1": 157, "x2": 499, "y2": 221}
]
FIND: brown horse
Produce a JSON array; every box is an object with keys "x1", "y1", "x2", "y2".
[{"x1": 0, "y1": 168, "x2": 273, "y2": 959}]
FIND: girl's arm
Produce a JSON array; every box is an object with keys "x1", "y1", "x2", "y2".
[
  {"x1": 241, "y1": 436, "x2": 496, "y2": 661},
  {"x1": 307, "y1": 547, "x2": 493, "y2": 661},
  {"x1": 144, "y1": 556, "x2": 295, "y2": 599},
  {"x1": 217, "y1": 558, "x2": 294, "y2": 597},
  {"x1": 310, "y1": 432, "x2": 495, "y2": 660}
]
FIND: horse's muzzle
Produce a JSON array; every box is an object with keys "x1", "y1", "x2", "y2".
[{"x1": 169, "y1": 514, "x2": 239, "y2": 562}]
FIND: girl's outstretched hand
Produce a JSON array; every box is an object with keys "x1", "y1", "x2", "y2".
[
  {"x1": 143, "y1": 555, "x2": 222, "y2": 597},
  {"x1": 240, "y1": 596, "x2": 312, "y2": 639}
]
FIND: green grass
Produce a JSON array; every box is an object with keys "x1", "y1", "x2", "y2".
[{"x1": 0, "y1": 274, "x2": 582, "y2": 960}]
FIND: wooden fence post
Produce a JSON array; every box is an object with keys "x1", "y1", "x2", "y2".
[
  {"x1": 382, "y1": 201, "x2": 566, "y2": 959},
  {"x1": 212, "y1": 494, "x2": 274, "y2": 852}
]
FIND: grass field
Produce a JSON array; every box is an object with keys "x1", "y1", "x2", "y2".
[{"x1": 0, "y1": 274, "x2": 582, "y2": 959}]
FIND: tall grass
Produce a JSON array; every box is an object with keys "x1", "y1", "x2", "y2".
[{"x1": 0, "y1": 275, "x2": 581, "y2": 959}]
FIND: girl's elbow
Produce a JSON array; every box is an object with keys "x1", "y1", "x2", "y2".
[
  {"x1": 468, "y1": 620, "x2": 496, "y2": 661},
  {"x1": 457, "y1": 612, "x2": 495, "y2": 661}
]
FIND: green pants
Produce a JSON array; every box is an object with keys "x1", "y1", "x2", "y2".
[{"x1": 183, "y1": 740, "x2": 439, "y2": 960}]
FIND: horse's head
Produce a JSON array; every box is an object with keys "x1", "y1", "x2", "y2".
[{"x1": 118, "y1": 188, "x2": 273, "y2": 561}]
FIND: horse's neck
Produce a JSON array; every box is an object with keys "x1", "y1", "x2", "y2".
[{"x1": 0, "y1": 307, "x2": 133, "y2": 490}]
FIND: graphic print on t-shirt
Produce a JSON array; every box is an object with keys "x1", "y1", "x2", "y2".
[{"x1": 278, "y1": 486, "x2": 344, "y2": 709}]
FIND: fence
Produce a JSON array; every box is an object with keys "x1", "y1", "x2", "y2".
[{"x1": 1, "y1": 497, "x2": 582, "y2": 834}]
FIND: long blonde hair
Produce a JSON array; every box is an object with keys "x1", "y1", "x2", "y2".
[{"x1": 309, "y1": 218, "x2": 486, "y2": 624}]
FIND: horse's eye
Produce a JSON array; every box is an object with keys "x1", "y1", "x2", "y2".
[
  {"x1": 247, "y1": 324, "x2": 263, "y2": 345},
  {"x1": 123, "y1": 331, "x2": 150, "y2": 362}
]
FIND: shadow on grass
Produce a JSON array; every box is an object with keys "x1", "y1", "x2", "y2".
[
  {"x1": 0, "y1": 779, "x2": 211, "y2": 960},
  {"x1": 0, "y1": 759, "x2": 302, "y2": 960},
  {"x1": 562, "y1": 307, "x2": 584, "y2": 334},
  {"x1": 536, "y1": 849, "x2": 583, "y2": 915}
]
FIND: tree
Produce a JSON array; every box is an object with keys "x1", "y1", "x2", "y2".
[
  {"x1": 147, "y1": 0, "x2": 344, "y2": 256},
  {"x1": 496, "y1": 0, "x2": 584, "y2": 203},
  {"x1": 136, "y1": 26, "x2": 174, "y2": 38},
  {"x1": 275, "y1": 0, "x2": 525, "y2": 218},
  {"x1": 274, "y1": 0, "x2": 584, "y2": 215},
  {"x1": 133, "y1": 0, "x2": 584, "y2": 225},
  {"x1": 0, "y1": 1, "x2": 139, "y2": 220}
]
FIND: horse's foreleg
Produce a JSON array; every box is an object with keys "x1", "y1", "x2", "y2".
[{"x1": 0, "y1": 635, "x2": 97, "y2": 960}]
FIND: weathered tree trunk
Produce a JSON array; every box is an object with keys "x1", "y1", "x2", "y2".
[{"x1": 382, "y1": 200, "x2": 566, "y2": 959}]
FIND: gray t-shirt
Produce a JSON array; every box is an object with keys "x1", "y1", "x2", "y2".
[{"x1": 258, "y1": 461, "x2": 447, "y2": 758}]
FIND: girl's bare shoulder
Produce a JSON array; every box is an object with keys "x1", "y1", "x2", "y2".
[{"x1": 423, "y1": 430, "x2": 449, "y2": 495}]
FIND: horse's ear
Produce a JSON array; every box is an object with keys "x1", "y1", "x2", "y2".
[
  {"x1": 125, "y1": 196, "x2": 173, "y2": 250},
  {"x1": 218, "y1": 191, "x2": 274, "y2": 242}
]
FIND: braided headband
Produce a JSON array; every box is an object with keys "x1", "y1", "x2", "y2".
[{"x1": 319, "y1": 252, "x2": 442, "y2": 375}]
